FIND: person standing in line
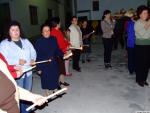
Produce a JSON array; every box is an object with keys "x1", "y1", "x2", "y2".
[
  {"x1": 134, "y1": 5, "x2": 150, "y2": 87},
  {"x1": 80, "y1": 20, "x2": 93, "y2": 63},
  {"x1": 126, "y1": 11, "x2": 136, "y2": 75},
  {"x1": 0, "y1": 21, "x2": 37, "y2": 113},
  {"x1": 69, "y1": 16, "x2": 83, "y2": 72},
  {"x1": 35, "y1": 24, "x2": 63, "y2": 96},
  {"x1": 101, "y1": 10, "x2": 115, "y2": 68},
  {"x1": 50, "y1": 17, "x2": 70, "y2": 86}
]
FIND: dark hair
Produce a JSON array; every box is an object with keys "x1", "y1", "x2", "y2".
[
  {"x1": 4, "y1": 21, "x2": 25, "y2": 41},
  {"x1": 71, "y1": 16, "x2": 77, "y2": 21},
  {"x1": 136, "y1": 5, "x2": 149, "y2": 19},
  {"x1": 81, "y1": 19, "x2": 88, "y2": 23},
  {"x1": 50, "y1": 17, "x2": 60, "y2": 28},
  {"x1": 40, "y1": 23, "x2": 50, "y2": 33},
  {"x1": 102, "y1": 10, "x2": 111, "y2": 20}
]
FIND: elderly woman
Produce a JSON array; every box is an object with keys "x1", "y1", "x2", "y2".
[
  {"x1": 0, "y1": 21, "x2": 36, "y2": 113},
  {"x1": 35, "y1": 24, "x2": 63, "y2": 96}
]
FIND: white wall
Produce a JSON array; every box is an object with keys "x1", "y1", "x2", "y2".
[{"x1": 76, "y1": 0, "x2": 147, "y2": 20}]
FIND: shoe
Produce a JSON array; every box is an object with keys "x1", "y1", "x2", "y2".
[
  {"x1": 86, "y1": 59, "x2": 91, "y2": 62},
  {"x1": 60, "y1": 82, "x2": 70, "y2": 86},
  {"x1": 137, "y1": 82, "x2": 144, "y2": 87},
  {"x1": 73, "y1": 67, "x2": 81, "y2": 72},
  {"x1": 105, "y1": 63, "x2": 111, "y2": 68},
  {"x1": 82, "y1": 60, "x2": 85, "y2": 63},
  {"x1": 57, "y1": 85, "x2": 62, "y2": 90},
  {"x1": 144, "y1": 81, "x2": 149, "y2": 86}
]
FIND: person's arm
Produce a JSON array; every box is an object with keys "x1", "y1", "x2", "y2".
[
  {"x1": 18, "y1": 86, "x2": 47, "y2": 106},
  {"x1": 0, "y1": 109, "x2": 7, "y2": 113}
]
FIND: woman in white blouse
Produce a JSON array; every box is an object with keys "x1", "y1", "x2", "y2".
[{"x1": 0, "y1": 21, "x2": 36, "y2": 113}]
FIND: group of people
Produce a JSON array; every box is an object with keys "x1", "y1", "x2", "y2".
[
  {"x1": 1, "y1": 4, "x2": 150, "y2": 113},
  {"x1": 101, "y1": 5, "x2": 150, "y2": 87},
  {"x1": 0, "y1": 15, "x2": 93, "y2": 112}
]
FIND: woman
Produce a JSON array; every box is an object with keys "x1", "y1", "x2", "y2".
[
  {"x1": 50, "y1": 17, "x2": 71, "y2": 86},
  {"x1": 69, "y1": 16, "x2": 83, "y2": 72},
  {"x1": 126, "y1": 11, "x2": 136, "y2": 75},
  {"x1": 80, "y1": 20, "x2": 93, "y2": 63},
  {"x1": 101, "y1": 10, "x2": 115, "y2": 68},
  {"x1": 0, "y1": 57, "x2": 47, "y2": 113},
  {"x1": 0, "y1": 21, "x2": 36, "y2": 113},
  {"x1": 35, "y1": 24, "x2": 63, "y2": 96},
  {"x1": 134, "y1": 5, "x2": 150, "y2": 87}
]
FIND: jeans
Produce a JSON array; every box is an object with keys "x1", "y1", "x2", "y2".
[{"x1": 16, "y1": 74, "x2": 33, "y2": 113}]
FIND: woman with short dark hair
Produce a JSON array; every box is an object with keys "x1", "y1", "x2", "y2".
[
  {"x1": 50, "y1": 17, "x2": 71, "y2": 86},
  {"x1": 134, "y1": 5, "x2": 150, "y2": 87},
  {"x1": 0, "y1": 20, "x2": 36, "y2": 113},
  {"x1": 35, "y1": 24, "x2": 63, "y2": 95}
]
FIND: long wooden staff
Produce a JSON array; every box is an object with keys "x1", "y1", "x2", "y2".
[{"x1": 26, "y1": 88, "x2": 68, "y2": 112}]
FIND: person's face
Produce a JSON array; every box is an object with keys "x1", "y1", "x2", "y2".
[
  {"x1": 71, "y1": 18, "x2": 78, "y2": 25},
  {"x1": 82, "y1": 21, "x2": 87, "y2": 28},
  {"x1": 105, "y1": 13, "x2": 111, "y2": 19},
  {"x1": 42, "y1": 26, "x2": 50, "y2": 38},
  {"x1": 140, "y1": 10, "x2": 149, "y2": 21},
  {"x1": 9, "y1": 26, "x2": 20, "y2": 40},
  {"x1": 57, "y1": 22, "x2": 61, "y2": 28}
]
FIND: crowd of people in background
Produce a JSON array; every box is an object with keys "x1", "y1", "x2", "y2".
[
  {"x1": 0, "y1": 4, "x2": 150, "y2": 113},
  {"x1": 101, "y1": 5, "x2": 150, "y2": 88}
]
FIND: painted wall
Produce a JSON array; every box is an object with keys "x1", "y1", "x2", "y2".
[
  {"x1": 0, "y1": 0, "x2": 65, "y2": 38},
  {"x1": 75, "y1": 0, "x2": 147, "y2": 20}
]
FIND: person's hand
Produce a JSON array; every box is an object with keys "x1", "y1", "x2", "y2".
[
  {"x1": 145, "y1": 20, "x2": 150, "y2": 29},
  {"x1": 16, "y1": 70, "x2": 23, "y2": 78},
  {"x1": 37, "y1": 70, "x2": 42, "y2": 75},
  {"x1": 14, "y1": 66, "x2": 23, "y2": 78},
  {"x1": 30, "y1": 59, "x2": 36, "y2": 66},
  {"x1": 32, "y1": 94, "x2": 48, "y2": 106},
  {"x1": 19, "y1": 59, "x2": 26, "y2": 65},
  {"x1": 83, "y1": 34, "x2": 89, "y2": 39}
]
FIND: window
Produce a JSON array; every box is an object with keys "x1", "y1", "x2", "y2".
[
  {"x1": 92, "y1": 1, "x2": 99, "y2": 11},
  {"x1": 48, "y1": 9, "x2": 53, "y2": 19},
  {"x1": 29, "y1": 5, "x2": 38, "y2": 25}
]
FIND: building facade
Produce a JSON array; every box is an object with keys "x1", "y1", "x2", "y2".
[
  {"x1": 0, "y1": 0, "x2": 73, "y2": 39},
  {"x1": 72, "y1": 0, "x2": 147, "y2": 20}
]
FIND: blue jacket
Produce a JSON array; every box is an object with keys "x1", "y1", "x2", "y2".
[{"x1": 127, "y1": 20, "x2": 135, "y2": 48}]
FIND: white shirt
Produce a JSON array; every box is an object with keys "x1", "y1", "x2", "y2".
[{"x1": 0, "y1": 38, "x2": 36, "y2": 77}]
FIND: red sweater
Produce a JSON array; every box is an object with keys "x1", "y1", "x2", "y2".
[
  {"x1": 0, "y1": 53, "x2": 17, "y2": 78},
  {"x1": 51, "y1": 28, "x2": 70, "y2": 54}
]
